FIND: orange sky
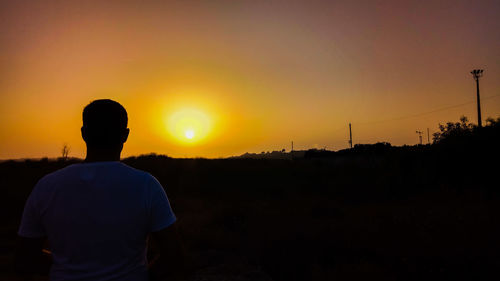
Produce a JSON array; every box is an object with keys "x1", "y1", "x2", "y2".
[{"x1": 1, "y1": 0, "x2": 499, "y2": 159}]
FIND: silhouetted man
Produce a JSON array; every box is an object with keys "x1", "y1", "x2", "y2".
[{"x1": 17, "y1": 99, "x2": 186, "y2": 281}]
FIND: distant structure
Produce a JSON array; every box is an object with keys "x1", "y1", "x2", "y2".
[
  {"x1": 416, "y1": 130, "x2": 423, "y2": 145},
  {"x1": 427, "y1": 128, "x2": 430, "y2": 144},
  {"x1": 470, "y1": 69, "x2": 484, "y2": 128},
  {"x1": 348, "y1": 123, "x2": 353, "y2": 149}
]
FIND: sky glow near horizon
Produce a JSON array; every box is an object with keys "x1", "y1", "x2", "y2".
[{"x1": 0, "y1": 0, "x2": 499, "y2": 159}]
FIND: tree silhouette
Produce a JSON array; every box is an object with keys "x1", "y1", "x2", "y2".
[
  {"x1": 61, "y1": 143, "x2": 70, "y2": 160},
  {"x1": 432, "y1": 116, "x2": 475, "y2": 144},
  {"x1": 485, "y1": 116, "x2": 500, "y2": 127}
]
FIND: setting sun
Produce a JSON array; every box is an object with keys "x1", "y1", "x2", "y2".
[
  {"x1": 185, "y1": 129, "x2": 195, "y2": 139},
  {"x1": 167, "y1": 107, "x2": 212, "y2": 145}
]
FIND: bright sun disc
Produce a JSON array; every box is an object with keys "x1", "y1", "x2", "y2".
[
  {"x1": 185, "y1": 129, "x2": 195, "y2": 139},
  {"x1": 167, "y1": 108, "x2": 211, "y2": 144}
]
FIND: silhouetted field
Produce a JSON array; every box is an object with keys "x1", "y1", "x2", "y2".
[{"x1": 1, "y1": 124, "x2": 499, "y2": 281}]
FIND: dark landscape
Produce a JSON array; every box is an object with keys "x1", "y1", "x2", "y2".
[{"x1": 1, "y1": 117, "x2": 499, "y2": 281}]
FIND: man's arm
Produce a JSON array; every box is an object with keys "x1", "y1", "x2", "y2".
[
  {"x1": 15, "y1": 236, "x2": 51, "y2": 278},
  {"x1": 148, "y1": 223, "x2": 188, "y2": 281}
]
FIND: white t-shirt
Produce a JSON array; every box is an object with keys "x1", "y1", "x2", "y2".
[{"x1": 18, "y1": 161, "x2": 177, "y2": 281}]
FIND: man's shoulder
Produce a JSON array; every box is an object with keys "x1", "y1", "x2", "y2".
[
  {"x1": 117, "y1": 162, "x2": 149, "y2": 175},
  {"x1": 36, "y1": 162, "x2": 155, "y2": 188},
  {"x1": 106, "y1": 163, "x2": 164, "y2": 193},
  {"x1": 119, "y1": 164, "x2": 160, "y2": 187},
  {"x1": 115, "y1": 162, "x2": 156, "y2": 180},
  {"x1": 117, "y1": 163, "x2": 164, "y2": 190},
  {"x1": 35, "y1": 164, "x2": 77, "y2": 186}
]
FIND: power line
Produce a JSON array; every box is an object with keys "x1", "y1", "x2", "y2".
[
  {"x1": 328, "y1": 93, "x2": 499, "y2": 149},
  {"x1": 355, "y1": 94, "x2": 500, "y2": 125}
]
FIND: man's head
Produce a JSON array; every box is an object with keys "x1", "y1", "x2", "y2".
[{"x1": 81, "y1": 99, "x2": 129, "y2": 150}]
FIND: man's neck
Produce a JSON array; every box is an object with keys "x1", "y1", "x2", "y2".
[{"x1": 84, "y1": 148, "x2": 121, "y2": 162}]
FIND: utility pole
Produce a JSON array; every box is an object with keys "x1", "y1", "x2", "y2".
[
  {"x1": 348, "y1": 123, "x2": 353, "y2": 149},
  {"x1": 427, "y1": 128, "x2": 430, "y2": 144},
  {"x1": 416, "y1": 130, "x2": 423, "y2": 145},
  {"x1": 470, "y1": 69, "x2": 484, "y2": 128},
  {"x1": 291, "y1": 141, "x2": 294, "y2": 152}
]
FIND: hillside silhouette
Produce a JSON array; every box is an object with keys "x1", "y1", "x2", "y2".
[{"x1": 1, "y1": 116, "x2": 499, "y2": 281}]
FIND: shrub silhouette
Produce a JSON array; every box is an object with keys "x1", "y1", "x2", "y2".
[
  {"x1": 431, "y1": 115, "x2": 500, "y2": 151},
  {"x1": 432, "y1": 116, "x2": 475, "y2": 144}
]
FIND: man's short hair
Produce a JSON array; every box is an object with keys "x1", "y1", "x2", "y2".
[{"x1": 82, "y1": 99, "x2": 128, "y2": 147}]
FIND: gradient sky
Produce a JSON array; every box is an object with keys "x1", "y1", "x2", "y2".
[{"x1": 1, "y1": 0, "x2": 499, "y2": 159}]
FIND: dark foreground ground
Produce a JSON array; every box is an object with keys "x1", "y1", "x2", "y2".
[{"x1": 0, "y1": 142, "x2": 499, "y2": 281}]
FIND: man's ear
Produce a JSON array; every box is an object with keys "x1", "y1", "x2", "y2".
[{"x1": 122, "y1": 128, "x2": 130, "y2": 143}]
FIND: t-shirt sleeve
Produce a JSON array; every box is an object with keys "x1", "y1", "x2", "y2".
[
  {"x1": 148, "y1": 175, "x2": 177, "y2": 232},
  {"x1": 18, "y1": 185, "x2": 46, "y2": 238}
]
